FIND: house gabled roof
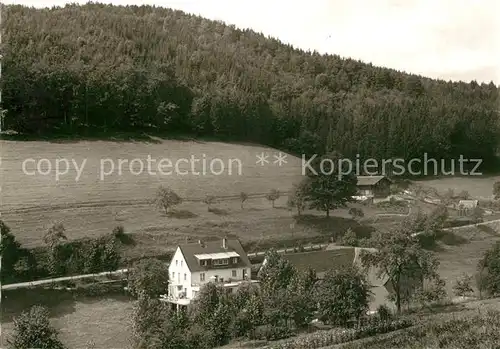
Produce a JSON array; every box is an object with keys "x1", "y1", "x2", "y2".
[
  {"x1": 279, "y1": 248, "x2": 356, "y2": 279},
  {"x1": 356, "y1": 175, "x2": 391, "y2": 186},
  {"x1": 178, "y1": 239, "x2": 251, "y2": 272},
  {"x1": 458, "y1": 200, "x2": 478, "y2": 208},
  {"x1": 261, "y1": 246, "x2": 390, "y2": 288}
]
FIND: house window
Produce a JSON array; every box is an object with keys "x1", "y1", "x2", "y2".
[
  {"x1": 184, "y1": 273, "x2": 186, "y2": 281},
  {"x1": 232, "y1": 270, "x2": 236, "y2": 277},
  {"x1": 200, "y1": 273, "x2": 205, "y2": 282},
  {"x1": 176, "y1": 260, "x2": 178, "y2": 266},
  {"x1": 172, "y1": 272, "x2": 175, "y2": 278},
  {"x1": 180, "y1": 260, "x2": 183, "y2": 267},
  {"x1": 232, "y1": 257, "x2": 238, "y2": 264},
  {"x1": 213, "y1": 258, "x2": 229, "y2": 266}
]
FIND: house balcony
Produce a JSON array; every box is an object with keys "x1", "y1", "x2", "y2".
[{"x1": 160, "y1": 293, "x2": 191, "y2": 306}]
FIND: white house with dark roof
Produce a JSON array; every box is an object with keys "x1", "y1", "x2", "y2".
[{"x1": 165, "y1": 238, "x2": 256, "y2": 308}]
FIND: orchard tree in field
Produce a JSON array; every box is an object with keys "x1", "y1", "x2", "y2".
[
  {"x1": 127, "y1": 258, "x2": 169, "y2": 298},
  {"x1": 453, "y1": 273, "x2": 474, "y2": 297},
  {"x1": 266, "y1": 189, "x2": 280, "y2": 208},
  {"x1": 303, "y1": 151, "x2": 357, "y2": 218},
  {"x1": 8, "y1": 305, "x2": 65, "y2": 349},
  {"x1": 361, "y1": 225, "x2": 440, "y2": 314},
  {"x1": 493, "y1": 181, "x2": 500, "y2": 199},
  {"x1": 476, "y1": 241, "x2": 500, "y2": 297},
  {"x1": 287, "y1": 181, "x2": 308, "y2": 216},
  {"x1": 154, "y1": 185, "x2": 182, "y2": 214},
  {"x1": 203, "y1": 195, "x2": 217, "y2": 211},
  {"x1": 240, "y1": 191, "x2": 249, "y2": 209},
  {"x1": 315, "y1": 266, "x2": 370, "y2": 326}
]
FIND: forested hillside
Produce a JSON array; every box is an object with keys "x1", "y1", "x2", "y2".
[{"x1": 2, "y1": 3, "x2": 499, "y2": 164}]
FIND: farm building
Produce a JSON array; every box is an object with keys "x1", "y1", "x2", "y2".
[
  {"x1": 457, "y1": 199, "x2": 478, "y2": 216},
  {"x1": 356, "y1": 175, "x2": 392, "y2": 198}
]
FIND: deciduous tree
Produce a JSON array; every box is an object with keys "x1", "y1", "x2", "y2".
[
  {"x1": 303, "y1": 152, "x2": 357, "y2": 218},
  {"x1": 266, "y1": 189, "x2": 280, "y2": 208},
  {"x1": 315, "y1": 266, "x2": 370, "y2": 326},
  {"x1": 154, "y1": 186, "x2": 182, "y2": 214},
  {"x1": 127, "y1": 258, "x2": 169, "y2": 298},
  {"x1": 361, "y1": 225, "x2": 440, "y2": 313},
  {"x1": 8, "y1": 305, "x2": 65, "y2": 349}
]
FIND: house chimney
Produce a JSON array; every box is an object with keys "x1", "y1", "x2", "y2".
[{"x1": 222, "y1": 238, "x2": 227, "y2": 249}]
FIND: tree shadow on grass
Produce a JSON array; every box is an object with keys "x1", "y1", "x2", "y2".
[
  {"x1": 476, "y1": 224, "x2": 500, "y2": 237},
  {"x1": 294, "y1": 214, "x2": 376, "y2": 240},
  {"x1": 166, "y1": 210, "x2": 198, "y2": 219},
  {"x1": 418, "y1": 230, "x2": 469, "y2": 252},
  {"x1": 0, "y1": 130, "x2": 200, "y2": 144},
  {"x1": 1, "y1": 289, "x2": 77, "y2": 323},
  {"x1": 208, "y1": 207, "x2": 229, "y2": 216}
]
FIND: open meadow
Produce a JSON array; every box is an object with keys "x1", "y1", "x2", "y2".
[
  {"x1": 415, "y1": 176, "x2": 500, "y2": 199},
  {"x1": 0, "y1": 138, "x2": 408, "y2": 261},
  {"x1": 1, "y1": 139, "x2": 303, "y2": 248}
]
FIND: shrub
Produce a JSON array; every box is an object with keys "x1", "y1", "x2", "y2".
[
  {"x1": 267, "y1": 319, "x2": 412, "y2": 349},
  {"x1": 453, "y1": 273, "x2": 474, "y2": 297}
]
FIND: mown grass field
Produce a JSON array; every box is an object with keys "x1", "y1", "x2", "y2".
[
  {"x1": 0, "y1": 139, "x2": 407, "y2": 260},
  {"x1": 1, "y1": 139, "x2": 303, "y2": 248},
  {"x1": 0, "y1": 289, "x2": 134, "y2": 349}
]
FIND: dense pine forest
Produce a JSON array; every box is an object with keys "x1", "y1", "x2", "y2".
[{"x1": 2, "y1": 3, "x2": 499, "y2": 165}]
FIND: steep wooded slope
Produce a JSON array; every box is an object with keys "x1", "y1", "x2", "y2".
[{"x1": 2, "y1": 3, "x2": 499, "y2": 164}]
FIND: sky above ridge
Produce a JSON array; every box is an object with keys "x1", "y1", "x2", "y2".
[{"x1": 4, "y1": 0, "x2": 500, "y2": 84}]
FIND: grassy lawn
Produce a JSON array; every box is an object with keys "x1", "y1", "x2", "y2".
[{"x1": 0, "y1": 289, "x2": 134, "y2": 349}]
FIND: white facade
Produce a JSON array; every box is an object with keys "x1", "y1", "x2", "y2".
[
  {"x1": 168, "y1": 247, "x2": 192, "y2": 300},
  {"x1": 167, "y1": 246, "x2": 252, "y2": 302}
]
